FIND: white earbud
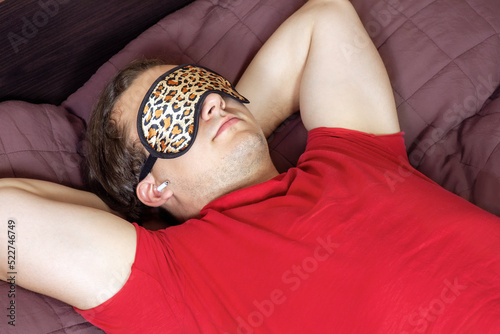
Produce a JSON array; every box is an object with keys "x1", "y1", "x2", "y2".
[{"x1": 156, "y1": 181, "x2": 169, "y2": 192}]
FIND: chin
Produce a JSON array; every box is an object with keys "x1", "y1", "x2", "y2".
[
  {"x1": 222, "y1": 130, "x2": 270, "y2": 183},
  {"x1": 178, "y1": 130, "x2": 272, "y2": 212}
]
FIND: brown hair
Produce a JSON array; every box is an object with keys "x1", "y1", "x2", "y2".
[{"x1": 85, "y1": 59, "x2": 166, "y2": 220}]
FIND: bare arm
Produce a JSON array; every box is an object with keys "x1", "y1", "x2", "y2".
[
  {"x1": 0, "y1": 178, "x2": 114, "y2": 213},
  {"x1": 0, "y1": 179, "x2": 136, "y2": 310},
  {"x1": 237, "y1": 0, "x2": 400, "y2": 137}
]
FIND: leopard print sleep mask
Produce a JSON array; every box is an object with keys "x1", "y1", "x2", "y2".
[{"x1": 137, "y1": 64, "x2": 249, "y2": 182}]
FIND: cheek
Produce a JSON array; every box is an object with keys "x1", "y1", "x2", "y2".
[{"x1": 167, "y1": 146, "x2": 218, "y2": 180}]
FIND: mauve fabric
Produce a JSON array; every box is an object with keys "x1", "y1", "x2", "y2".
[
  {"x1": 0, "y1": 280, "x2": 102, "y2": 333},
  {"x1": 0, "y1": 101, "x2": 84, "y2": 187},
  {"x1": 0, "y1": 0, "x2": 500, "y2": 333},
  {"x1": 353, "y1": 0, "x2": 500, "y2": 214},
  {"x1": 61, "y1": 0, "x2": 307, "y2": 122},
  {"x1": 0, "y1": 0, "x2": 196, "y2": 105}
]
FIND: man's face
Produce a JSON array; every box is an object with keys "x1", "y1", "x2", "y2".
[{"x1": 115, "y1": 65, "x2": 277, "y2": 218}]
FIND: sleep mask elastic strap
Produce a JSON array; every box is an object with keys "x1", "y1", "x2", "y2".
[{"x1": 139, "y1": 155, "x2": 157, "y2": 182}]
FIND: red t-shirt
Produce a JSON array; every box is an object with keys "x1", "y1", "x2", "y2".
[{"x1": 76, "y1": 128, "x2": 500, "y2": 333}]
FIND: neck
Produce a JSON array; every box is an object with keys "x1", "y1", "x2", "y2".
[{"x1": 168, "y1": 162, "x2": 279, "y2": 222}]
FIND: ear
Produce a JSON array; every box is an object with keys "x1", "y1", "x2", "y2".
[{"x1": 136, "y1": 174, "x2": 173, "y2": 207}]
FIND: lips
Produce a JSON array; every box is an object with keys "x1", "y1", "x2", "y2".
[{"x1": 214, "y1": 116, "x2": 240, "y2": 139}]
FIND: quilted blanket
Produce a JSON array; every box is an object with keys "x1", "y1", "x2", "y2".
[{"x1": 0, "y1": 0, "x2": 499, "y2": 332}]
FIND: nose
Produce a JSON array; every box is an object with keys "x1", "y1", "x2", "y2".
[{"x1": 200, "y1": 93, "x2": 226, "y2": 121}]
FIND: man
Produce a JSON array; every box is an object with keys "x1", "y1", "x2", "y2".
[{"x1": 1, "y1": 0, "x2": 499, "y2": 333}]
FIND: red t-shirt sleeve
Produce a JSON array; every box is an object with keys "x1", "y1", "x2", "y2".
[
  {"x1": 305, "y1": 127, "x2": 408, "y2": 161},
  {"x1": 74, "y1": 223, "x2": 186, "y2": 333}
]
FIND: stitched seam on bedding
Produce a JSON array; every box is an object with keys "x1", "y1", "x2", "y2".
[
  {"x1": 237, "y1": 0, "x2": 275, "y2": 44},
  {"x1": 377, "y1": 1, "x2": 440, "y2": 105},
  {"x1": 39, "y1": 107, "x2": 66, "y2": 175},
  {"x1": 443, "y1": 136, "x2": 500, "y2": 198},
  {"x1": 43, "y1": 105, "x2": 70, "y2": 176},
  {"x1": 406, "y1": 2, "x2": 496, "y2": 64},
  {"x1": 155, "y1": 0, "x2": 244, "y2": 63},
  {"x1": 401, "y1": 20, "x2": 498, "y2": 164},
  {"x1": 201, "y1": 0, "x2": 283, "y2": 61},
  {"x1": 414, "y1": 108, "x2": 500, "y2": 177},
  {"x1": 200, "y1": 0, "x2": 268, "y2": 60},
  {"x1": 390, "y1": 0, "x2": 496, "y2": 102},
  {"x1": 404, "y1": 33, "x2": 495, "y2": 113},
  {"x1": 477, "y1": 133, "x2": 500, "y2": 171},
  {"x1": 0, "y1": 131, "x2": 15, "y2": 177},
  {"x1": 155, "y1": 23, "x2": 196, "y2": 63},
  {"x1": 8, "y1": 112, "x2": 34, "y2": 148},
  {"x1": 360, "y1": 0, "x2": 421, "y2": 49},
  {"x1": 199, "y1": 28, "x2": 238, "y2": 63},
  {"x1": 46, "y1": 322, "x2": 103, "y2": 334},
  {"x1": 450, "y1": 34, "x2": 499, "y2": 89},
  {"x1": 411, "y1": 116, "x2": 469, "y2": 168},
  {"x1": 1, "y1": 107, "x2": 58, "y2": 177},
  {"x1": 380, "y1": 2, "x2": 445, "y2": 101},
  {"x1": 407, "y1": 34, "x2": 499, "y2": 166},
  {"x1": 198, "y1": 8, "x2": 247, "y2": 62},
  {"x1": 460, "y1": 140, "x2": 500, "y2": 196},
  {"x1": 465, "y1": 0, "x2": 498, "y2": 34},
  {"x1": 464, "y1": 115, "x2": 500, "y2": 171},
  {"x1": 217, "y1": 0, "x2": 261, "y2": 22},
  {"x1": 375, "y1": 0, "x2": 416, "y2": 49},
  {"x1": 38, "y1": 294, "x2": 65, "y2": 333},
  {"x1": 0, "y1": 106, "x2": 77, "y2": 158},
  {"x1": 237, "y1": 12, "x2": 264, "y2": 44}
]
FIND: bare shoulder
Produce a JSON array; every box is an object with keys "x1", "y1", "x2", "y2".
[{"x1": 0, "y1": 186, "x2": 136, "y2": 310}]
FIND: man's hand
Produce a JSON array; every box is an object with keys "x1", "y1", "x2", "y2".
[{"x1": 237, "y1": 0, "x2": 400, "y2": 137}]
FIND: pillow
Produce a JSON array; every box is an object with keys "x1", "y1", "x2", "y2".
[{"x1": 0, "y1": 101, "x2": 84, "y2": 187}]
